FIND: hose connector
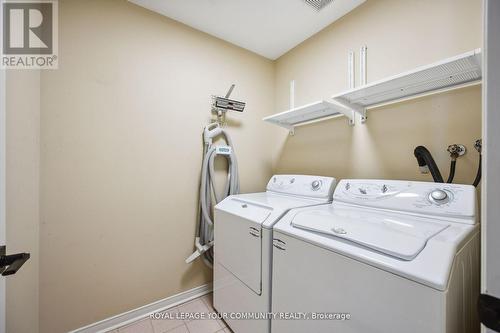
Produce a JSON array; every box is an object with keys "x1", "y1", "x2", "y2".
[
  {"x1": 203, "y1": 123, "x2": 223, "y2": 145},
  {"x1": 447, "y1": 144, "x2": 466, "y2": 161},
  {"x1": 474, "y1": 139, "x2": 482, "y2": 153}
]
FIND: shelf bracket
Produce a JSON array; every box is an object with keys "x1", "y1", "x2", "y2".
[
  {"x1": 359, "y1": 110, "x2": 367, "y2": 124},
  {"x1": 277, "y1": 123, "x2": 295, "y2": 136},
  {"x1": 348, "y1": 111, "x2": 355, "y2": 126},
  {"x1": 324, "y1": 100, "x2": 355, "y2": 126},
  {"x1": 332, "y1": 98, "x2": 367, "y2": 124}
]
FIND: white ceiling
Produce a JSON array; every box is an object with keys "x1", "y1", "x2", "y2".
[{"x1": 129, "y1": 0, "x2": 366, "y2": 60}]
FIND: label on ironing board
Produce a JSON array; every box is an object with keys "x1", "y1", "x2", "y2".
[{"x1": 216, "y1": 146, "x2": 232, "y2": 155}]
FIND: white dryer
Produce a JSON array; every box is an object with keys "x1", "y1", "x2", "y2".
[
  {"x1": 213, "y1": 174, "x2": 337, "y2": 333},
  {"x1": 272, "y1": 179, "x2": 480, "y2": 333}
]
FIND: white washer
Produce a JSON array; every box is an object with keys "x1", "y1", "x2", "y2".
[
  {"x1": 272, "y1": 179, "x2": 480, "y2": 333},
  {"x1": 214, "y1": 174, "x2": 337, "y2": 333}
]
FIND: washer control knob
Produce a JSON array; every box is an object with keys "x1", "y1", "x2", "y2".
[
  {"x1": 311, "y1": 180, "x2": 322, "y2": 191},
  {"x1": 430, "y1": 189, "x2": 448, "y2": 201},
  {"x1": 332, "y1": 227, "x2": 347, "y2": 235}
]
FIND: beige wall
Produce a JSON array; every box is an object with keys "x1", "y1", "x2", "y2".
[
  {"x1": 273, "y1": 0, "x2": 483, "y2": 184},
  {"x1": 38, "y1": 1, "x2": 274, "y2": 332},
  {"x1": 4, "y1": 0, "x2": 484, "y2": 332},
  {"x1": 6, "y1": 71, "x2": 40, "y2": 333}
]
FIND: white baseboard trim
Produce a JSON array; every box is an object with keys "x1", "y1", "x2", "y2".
[{"x1": 69, "y1": 283, "x2": 213, "y2": 333}]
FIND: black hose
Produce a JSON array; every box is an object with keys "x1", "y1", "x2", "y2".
[
  {"x1": 473, "y1": 154, "x2": 482, "y2": 187},
  {"x1": 446, "y1": 160, "x2": 456, "y2": 183},
  {"x1": 414, "y1": 146, "x2": 444, "y2": 183}
]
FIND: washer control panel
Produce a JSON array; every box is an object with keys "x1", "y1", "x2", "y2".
[
  {"x1": 267, "y1": 175, "x2": 336, "y2": 200},
  {"x1": 333, "y1": 179, "x2": 476, "y2": 221}
]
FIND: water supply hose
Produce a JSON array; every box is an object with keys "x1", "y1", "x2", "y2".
[
  {"x1": 446, "y1": 160, "x2": 457, "y2": 183},
  {"x1": 473, "y1": 155, "x2": 482, "y2": 187},
  {"x1": 473, "y1": 139, "x2": 482, "y2": 187},
  {"x1": 445, "y1": 144, "x2": 465, "y2": 184}
]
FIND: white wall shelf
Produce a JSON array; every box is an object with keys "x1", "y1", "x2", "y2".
[
  {"x1": 264, "y1": 49, "x2": 482, "y2": 133},
  {"x1": 263, "y1": 100, "x2": 354, "y2": 135},
  {"x1": 333, "y1": 49, "x2": 482, "y2": 122}
]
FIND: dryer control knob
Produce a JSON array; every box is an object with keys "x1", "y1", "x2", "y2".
[
  {"x1": 430, "y1": 189, "x2": 448, "y2": 201},
  {"x1": 311, "y1": 180, "x2": 322, "y2": 191}
]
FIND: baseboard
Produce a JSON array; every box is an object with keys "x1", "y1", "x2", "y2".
[{"x1": 69, "y1": 283, "x2": 213, "y2": 333}]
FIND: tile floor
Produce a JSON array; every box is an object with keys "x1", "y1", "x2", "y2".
[{"x1": 107, "y1": 293, "x2": 233, "y2": 333}]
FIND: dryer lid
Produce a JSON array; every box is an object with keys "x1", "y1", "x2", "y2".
[{"x1": 291, "y1": 208, "x2": 450, "y2": 260}]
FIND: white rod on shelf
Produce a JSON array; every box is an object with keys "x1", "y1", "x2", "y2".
[
  {"x1": 360, "y1": 46, "x2": 367, "y2": 86},
  {"x1": 359, "y1": 45, "x2": 367, "y2": 123},
  {"x1": 289, "y1": 80, "x2": 295, "y2": 110},
  {"x1": 348, "y1": 51, "x2": 355, "y2": 89}
]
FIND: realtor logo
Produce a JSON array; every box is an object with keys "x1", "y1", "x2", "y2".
[{"x1": 2, "y1": 0, "x2": 58, "y2": 69}]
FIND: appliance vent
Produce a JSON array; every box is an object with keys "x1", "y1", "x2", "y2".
[{"x1": 303, "y1": 0, "x2": 335, "y2": 11}]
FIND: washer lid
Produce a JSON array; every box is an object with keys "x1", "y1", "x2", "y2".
[
  {"x1": 217, "y1": 191, "x2": 331, "y2": 228},
  {"x1": 291, "y1": 208, "x2": 449, "y2": 260},
  {"x1": 218, "y1": 198, "x2": 272, "y2": 224}
]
